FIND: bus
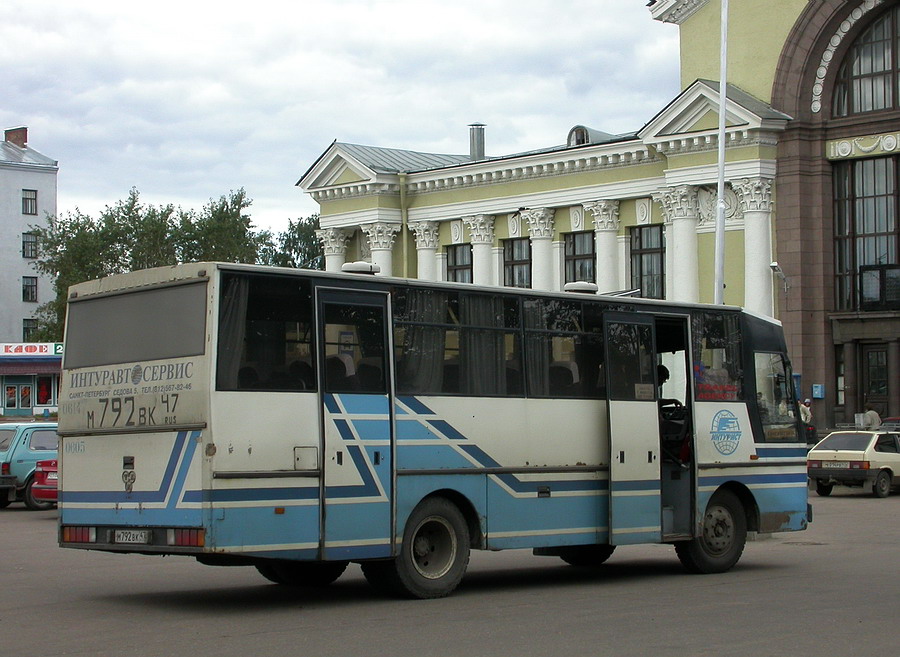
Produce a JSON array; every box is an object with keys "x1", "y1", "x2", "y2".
[{"x1": 57, "y1": 262, "x2": 810, "y2": 598}]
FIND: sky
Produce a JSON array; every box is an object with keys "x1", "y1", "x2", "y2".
[{"x1": 2, "y1": 0, "x2": 681, "y2": 234}]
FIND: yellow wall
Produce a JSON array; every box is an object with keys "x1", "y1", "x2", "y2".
[{"x1": 680, "y1": 0, "x2": 806, "y2": 102}]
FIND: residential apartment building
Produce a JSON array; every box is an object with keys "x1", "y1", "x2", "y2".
[
  {"x1": 1, "y1": 127, "x2": 60, "y2": 416},
  {"x1": 297, "y1": 0, "x2": 900, "y2": 429}
]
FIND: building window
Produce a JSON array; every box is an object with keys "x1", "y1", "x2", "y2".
[
  {"x1": 833, "y1": 157, "x2": 899, "y2": 310},
  {"x1": 446, "y1": 244, "x2": 473, "y2": 283},
  {"x1": 23, "y1": 319, "x2": 38, "y2": 341},
  {"x1": 630, "y1": 225, "x2": 665, "y2": 299},
  {"x1": 503, "y1": 238, "x2": 531, "y2": 288},
  {"x1": 23, "y1": 277, "x2": 37, "y2": 302},
  {"x1": 22, "y1": 189, "x2": 37, "y2": 215},
  {"x1": 22, "y1": 232, "x2": 38, "y2": 259},
  {"x1": 833, "y1": 7, "x2": 900, "y2": 117},
  {"x1": 564, "y1": 231, "x2": 595, "y2": 284}
]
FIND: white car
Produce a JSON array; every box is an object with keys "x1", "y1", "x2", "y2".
[{"x1": 807, "y1": 429, "x2": 900, "y2": 498}]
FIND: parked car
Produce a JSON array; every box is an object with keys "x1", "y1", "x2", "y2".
[
  {"x1": 0, "y1": 422, "x2": 59, "y2": 510},
  {"x1": 807, "y1": 429, "x2": 900, "y2": 498},
  {"x1": 30, "y1": 459, "x2": 58, "y2": 504}
]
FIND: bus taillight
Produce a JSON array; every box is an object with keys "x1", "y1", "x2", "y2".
[
  {"x1": 62, "y1": 526, "x2": 96, "y2": 543},
  {"x1": 168, "y1": 528, "x2": 205, "y2": 547}
]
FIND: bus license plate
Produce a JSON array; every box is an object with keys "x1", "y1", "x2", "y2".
[
  {"x1": 114, "y1": 529, "x2": 151, "y2": 544},
  {"x1": 823, "y1": 461, "x2": 849, "y2": 468}
]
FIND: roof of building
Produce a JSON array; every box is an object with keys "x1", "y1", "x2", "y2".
[
  {"x1": 339, "y1": 142, "x2": 473, "y2": 174},
  {"x1": 0, "y1": 140, "x2": 58, "y2": 168}
]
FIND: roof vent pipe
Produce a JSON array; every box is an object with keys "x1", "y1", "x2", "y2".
[{"x1": 469, "y1": 123, "x2": 485, "y2": 161}]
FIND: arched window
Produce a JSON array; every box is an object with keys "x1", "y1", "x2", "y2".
[{"x1": 832, "y1": 7, "x2": 900, "y2": 117}]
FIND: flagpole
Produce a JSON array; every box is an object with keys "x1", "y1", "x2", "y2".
[{"x1": 714, "y1": 0, "x2": 728, "y2": 305}]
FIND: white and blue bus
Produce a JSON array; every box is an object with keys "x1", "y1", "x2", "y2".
[{"x1": 57, "y1": 262, "x2": 810, "y2": 598}]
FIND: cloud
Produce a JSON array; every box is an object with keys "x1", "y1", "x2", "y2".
[{"x1": 1, "y1": 0, "x2": 680, "y2": 232}]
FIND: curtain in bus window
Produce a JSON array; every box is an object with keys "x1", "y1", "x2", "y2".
[
  {"x1": 216, "y1": 275, "x2": 249, "y2": 389},
  {"x1": 396, "y1": 289, "x2": 447, "y2": 394},
  {"x1": 460, "y1": 294, "x2": 506, "y2": 395}
]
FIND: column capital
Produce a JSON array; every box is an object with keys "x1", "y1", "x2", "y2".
[
  {"x1": 360, "y1": 222, "x2": 400, "y2": 251},
  {"x1": 584, "y1": 199, "x2": 620, "y2": 232},
  {"x1": 315, "y1": 227, "x2": 351, "y2": 256},
  {"x1": 462, "y1": 214, "x2": 495, "y2": 245},
  {"x1": 522, "y1": 207, "x2": 555, "y2": 239},
  {"x1": 653, "y1": 185, "x2": 700, "y2": 223},
  {"x1": 732, "y1": 177, "x2": 774, "y2": 213},
  {"x1": 409, "y1": 221, "x2": 440, "y2": 250}
]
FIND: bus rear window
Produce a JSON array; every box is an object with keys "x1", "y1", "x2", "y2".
[{"x1": 64, "y1": 283, "x2": 207, "y2": 369}]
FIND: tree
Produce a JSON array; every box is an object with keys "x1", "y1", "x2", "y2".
[
  {"x1": 30, "y1": 188, "x2": 275, "y2": 341},
  {"x1": 263, "y1": 214, "x2": 324, "y2": 269}
]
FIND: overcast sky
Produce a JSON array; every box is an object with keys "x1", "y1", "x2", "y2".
[{"x1": 2, "y1": 0, "x2": 680, "y2": 233}]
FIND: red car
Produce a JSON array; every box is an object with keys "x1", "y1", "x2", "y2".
[{"x1": 30, "y1": 459, "x2": 58, "y2": 504}]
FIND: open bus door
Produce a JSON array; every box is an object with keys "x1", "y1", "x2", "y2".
[
  {"x1": 604, "y1": 313, "x2": 662, "y2": 545},
  {"x1": 316, "y1": 288, "x2": 395, "y2": 561}
]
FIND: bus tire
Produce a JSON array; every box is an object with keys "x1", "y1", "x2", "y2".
[
  {"x1": 558, "y1": 544, "x2": 616, "y2": 567},
  {"x1": 815, "y1": 480, "x2": 833, "y2": 497},
  {"x1": 873, "y1": 470, "x2": 891, "y2": 498},
  {"x1": 255, "y1": 560, "x2": 348, "y2": 586},
  {"x1": 675, "y1": 489, "x2": 746, "y2": 574},
  {"x1": 24, "y1": 478, "x2": 54, "y2": 511},
  {"x1": 364, "y1": 497, "x2": 470, "y2": 599}
]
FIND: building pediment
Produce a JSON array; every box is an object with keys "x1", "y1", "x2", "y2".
[
  {"x1": 297, "y1": 142, "x2": 380, "y2": 192},
  {"x1": 639, "y1": 79, "x2": 792, "y2": 153}
]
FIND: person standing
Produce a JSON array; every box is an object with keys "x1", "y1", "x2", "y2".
[
  {"x1": 799, "y1": 399, "x2": 812, "y2": 425},
  {"x1": 862, "y1": 403, "x2": 882, "y2": 429}
]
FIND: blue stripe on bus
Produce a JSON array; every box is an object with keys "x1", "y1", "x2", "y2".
[
  {"x1": 425, "y1": 419, "x2": 468, "y2": 441},
  {"x1": 699, "y1": 472, "x2": 808, "y2": 486},
  {"x1": 395, "y1": 418, "x2": 441, "y2": 440},
  {"x1": 397, "y1": 396, "x2": 435, "y2": 416},
  {"x1": 755, "y1": 447, "x2": 808, "y2": 458},
  {"x1": 337, "y1": 394, "x2": 389, "y2": 415},
  {"x1": 168, "y1": 434, "x2": 199, "y2": 509},
  {"x1": 334, "y1": 418, "x2": 355, "y2": 441},
  {"x1": 609, "y1": 479, "x2": 661, "y2": 492},
  {"x1": 324, "y1": 394, "x2": 340, "y2": 414},
  {"x1": 325, "y1": 444, "x2": 383, "y2": 499}
]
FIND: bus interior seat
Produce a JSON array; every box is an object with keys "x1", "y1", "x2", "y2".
[
  {"x1": 442, "y1": 362, "x2": 460, "y2": 393},
  {"x1": 325, "y1": 356, "x2": 358, "y2": 391},
  {"x1": 356, "y1": 358, "x2": 383, "y2": 392},
  {"x1": 288, "y1": 360, "x2": 314, "y2": 389},
  {"x1": 549, "y1": 362, "x2": 577, "y2": 396}
]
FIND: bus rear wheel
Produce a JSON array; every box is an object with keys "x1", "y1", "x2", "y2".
[
  {"x1": 362, "y1": 497, "x2": 470, "y2": 599},
  {"x1": 675, "y1": 489, "x2": 746, "y2": 574},
  {"x1": 255, "y1": 560, "x2": 348, "y2": 586}
]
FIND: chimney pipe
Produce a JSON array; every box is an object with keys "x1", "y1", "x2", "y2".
[
  {"x1": 469, "y1": 123, "x2": 485, "y2": 161},
  {"x1": 4, "y1": 126, "x2": 27, "y2": 148}
]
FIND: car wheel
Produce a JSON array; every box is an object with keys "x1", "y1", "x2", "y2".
[
  {"x1": 24, "y1": 478, "x2": 55, "y2": 511},
  {"x1": 362, "y1": 497, "x2": 470, "y2": 599},
  {"x1": 873, "y1": 470, "x2": 891, "y2": 498},
  {"x1": 675, "y1": 489, "x2": 747, "y2": 574},
  {"x1": 815, "y1": 480, "x2": 833, "y2": 497},
  {"x1": 557, "y1": 544, "x2": 616, "y2": 567}
]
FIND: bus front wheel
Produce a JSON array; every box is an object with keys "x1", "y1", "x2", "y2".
[
  {"x1": 675, "y1": 489, "x2": 747, "y2": 574},
  {"x1": 362, "y1": 497, "x2": 470, "y2": 599}
]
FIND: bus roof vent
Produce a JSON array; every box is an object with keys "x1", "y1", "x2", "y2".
[
  {"x1": 563, "y1": 281, "x2": 599, "y2": 294},
  {"x1": 341, "y1": 261, "x2": 381, "y2": 275}
]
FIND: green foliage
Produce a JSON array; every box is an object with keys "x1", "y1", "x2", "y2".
[{"x1": 30, "y1": 187, "x2": 321, "y2": 341}]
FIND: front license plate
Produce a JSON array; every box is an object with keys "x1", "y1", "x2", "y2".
[
  {"x1": 114, "y1": 529, "x2": 151, "y2": 544},
  {"x1": 823, "y1": 461, "x2": 849, "y2": 468}
]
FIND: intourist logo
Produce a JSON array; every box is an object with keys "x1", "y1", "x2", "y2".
[
  {"x1": 710, "y1": 410, "x2": 742, "y2": 455},
  {"x1": 69, "y1": 362, "x2": 194, "y2": 388}
]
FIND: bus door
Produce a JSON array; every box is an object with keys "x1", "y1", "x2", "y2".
[
  {"x1": 604, "y1": 313, "x2": 661, "y2": 545},
  {"x1": 316, "y1": 288, "x2": 394, "y2": 560}
]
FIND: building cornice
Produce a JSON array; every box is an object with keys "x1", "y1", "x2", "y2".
[{"x1": 649, "y1": 0, "x2": 708, "y2": 25}]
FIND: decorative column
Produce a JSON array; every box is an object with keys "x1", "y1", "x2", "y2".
[
  {"x1": 584, "y1": 200, "x2": 620, "y2": 294},
  {"x1": 522, "y1": 208, "x2": 556, "y2": 291},
  {"x1": 316, "y1": 227, "x2": 351, "y2": 272},
  {"x1": 733, "y1": 177, "x2": 774, "y2": 316},
  {"x1": 653, "y1": 185, "x2": 700, "y2": 303},
  {"x1": 409, "y1": 221, "x2": 440, "y2": 281},
  {"x1": 462, "y1": 214, "x2": 495, "y2": 286},
  {"x1": 359, "y1": 222, "x2": 400, "y2": 276}
]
